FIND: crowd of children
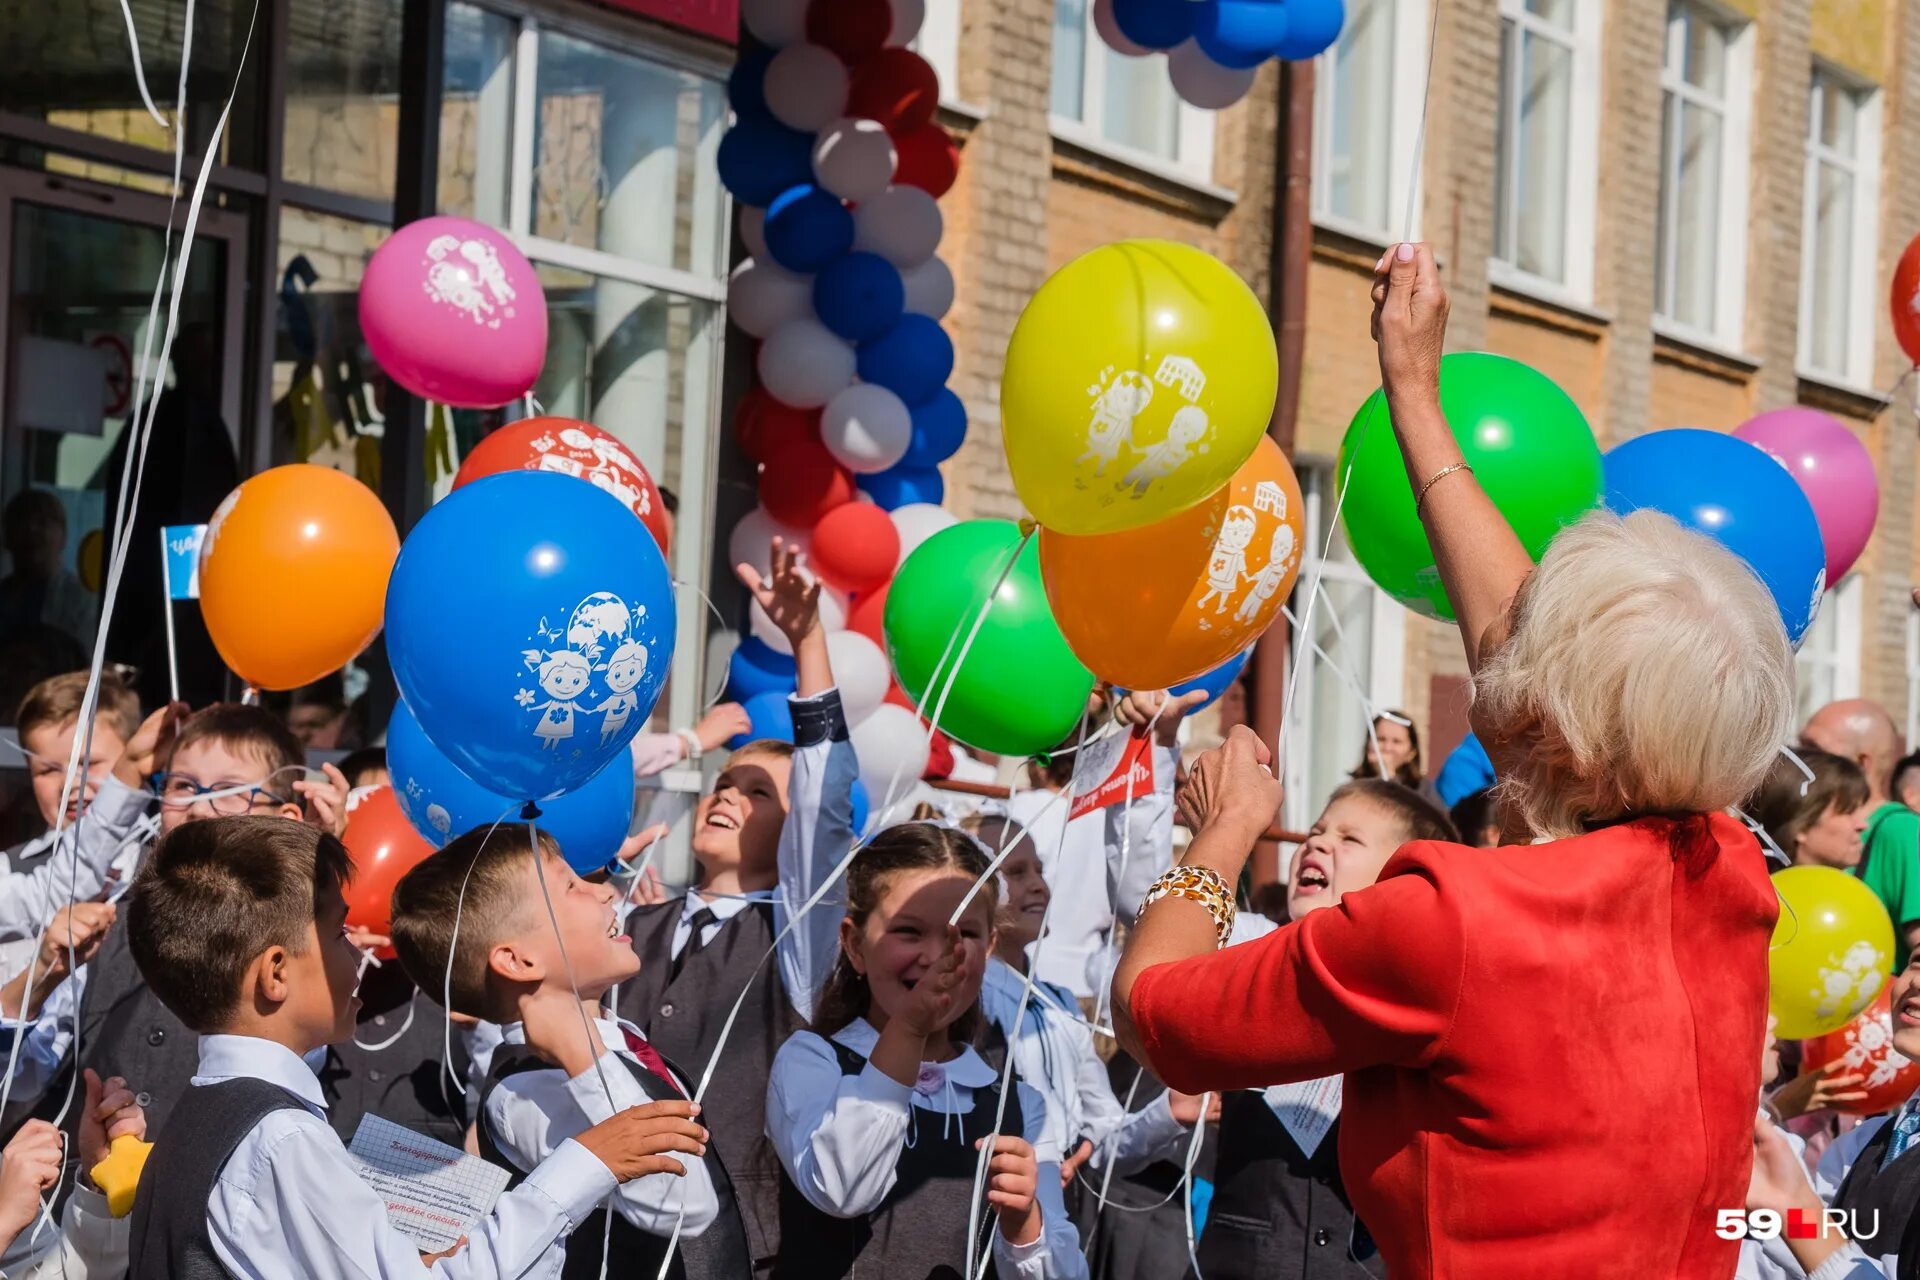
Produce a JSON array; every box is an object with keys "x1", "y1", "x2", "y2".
[{"x1": 0, "y1": 533, "x2": 1911, "y2": 1279}]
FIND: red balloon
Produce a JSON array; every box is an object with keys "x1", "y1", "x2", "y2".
[
  {"x1": 1802, "y1": 977, "x2": 1920, "y2": 1115},
  {"x1": 735, "y1": 389, "x2": 822, "y2": 464},
  {"x1": 892, "y1": 123, "x2": 959, "y2": 198},
  {"x1": 342, "y1": 787, "x2": 436, "y2": 958},
  {"x1": 848, "y1": 580, "x2": 891, "y2": 647},
  {"x1": 811, "y1": 502, "x2": 900, "y2": 593},
  {"x1": 1892, "y1": 233, "x2": 1920, "y2": 366},
  {"x1": 759, "y1": 438, "x2": 856, "y2": 528},
  {"x1": 454, "y1": 417, "x2": 670, "y2": 552},
  {"x1": 806, "y1": 0, "x2": 891, "y2": 63},
  {"x1": 848, "y1": 49, "x2": 940, "y2": 134}
]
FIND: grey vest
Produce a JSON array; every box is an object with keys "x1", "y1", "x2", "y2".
[
  {"x1": 127, "y1": 1077, "x2": 308, "y2": 1279},
  {"x1": 315, "y1": 961, "x2": 470, "y2": 1149},
  {"x1": 477, "y1": 1043, "x2": 752, "y2": 1279},
  {"x1": 616, "y1": 898, "x2": 802, "y2": 1269}
]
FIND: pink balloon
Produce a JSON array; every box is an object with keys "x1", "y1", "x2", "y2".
[
  {"x1": 358, "y1": 216, "x2": 548, "y2": 409},
  {"x1": 1734, "y1": 407, "x2": 1879, "y2": 580}
]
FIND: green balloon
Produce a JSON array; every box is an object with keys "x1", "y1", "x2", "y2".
[
  {"x1": 884, "y1": 519, "x2": 1095, "y2": 758},
  {"x1": 1337, "y1": 352, "x2": 1602, "y2": 620}
]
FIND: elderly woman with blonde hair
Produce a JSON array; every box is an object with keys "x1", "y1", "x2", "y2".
[{"x1": 1112, "y1": 243, "x2": 1792, "y2": 1280}]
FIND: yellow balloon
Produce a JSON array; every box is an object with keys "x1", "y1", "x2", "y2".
[
  {"x1": 1001, "y1": 240, "x2": 1278, "y2": 536},
  {"x1": 1768, "y1": 866, "x2": 1895, "y2": 1039}
]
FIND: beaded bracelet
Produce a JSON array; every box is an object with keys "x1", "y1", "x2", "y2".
[{"x1": 1138, "y1": 864, "x2": 1237, "y2": 950}]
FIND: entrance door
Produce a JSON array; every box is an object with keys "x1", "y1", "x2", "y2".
[{"x1": 0, "y1": 168, "x2": 247, "y2": 710}]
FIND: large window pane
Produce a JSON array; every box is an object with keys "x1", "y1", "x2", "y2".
[
  {"x1": 1808, "y1": 159, "x2": 1854, "y2": 374},
  {"x1": 1321, "y1": 0, "x2": 1395, "y2": 229},
  {"x1": 1495, "y1": 16, "x2": 1573, "y2": 283},
  {"x1": 531, "y1": 31, "x2": 729, "y2": 279},
  {"x1": 1679, "y1": 6, "x2": 1726, "y2": 94},
  {"x1": 1100, "y1": 44, "x2": 1179, "y2": 159},
  {"x1": 1659, "y1": 97, "x2": 1723, "y2": 331},
  {"x1": 270, "y1": 209, "x2": 387, "y2": 480},
  {"x1": 440, "y1": 2, "x2": 517, "y2": 225},
  {"x1": 282, "y1": 0, "x2": 404, "y2": 200},
  {"x1": 1051, "y1": 0, "x2": 1088, "y2": 121}
]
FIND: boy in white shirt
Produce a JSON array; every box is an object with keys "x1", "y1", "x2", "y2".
[
  {"x1": 392, "y1": 823, "x2": 750, "y2": 1279},
  {"x1": 122, "y1": 813, "x2": 709, "y2": 1278}
]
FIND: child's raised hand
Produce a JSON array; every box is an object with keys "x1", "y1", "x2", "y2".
[
  {"x1": 80, "y1": 1068, "x2": 145, "y2": 1178},
  {"x1": 36, "y1": 901, "x2": 116, "y2": 984},
  {"x1": 736, "y1": 538, "x2": 821, "y2": 649},
  {"x1": 294, "y1": 762, "x2": 352, "y2": 838},
  {"x1": 898, "y1": 925, "x2": 967, "y2": 1039},
  {"x1": 1770, "y1": 1059, "x2": 1871, "y2": 1119},
  {"x1": 0, "y1": 1121, "x2": 63, "y2": 1242},
  {"x1": 976, "y1": 1134, "x2": 1042, "y2": 1246},
  {"x1": 694, "y1": 702, "x2": 754, "y2": 753},
  {"x1": 114, "y1": 700, "x2": 187, "y2": 787},
  {"x1": 574, "y1": 1099, "x2": 708, "y2": 1183},
  {"x1": 1115, "y1": 689, "x2": 1211, "y2": 748}
]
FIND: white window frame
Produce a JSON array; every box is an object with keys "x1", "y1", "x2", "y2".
[
  {"x1": 1653, "y1": 0, "x2": 1754, "y2": 350},
  {"x1": 915, "y1": 0, "x2": 962, "y2": 101},
  {"x1": 1488, "y1": 0, "x2": 1602, "y2": 306},
  {"x1": 1798, "y1": 63, "x2": 1881, "y2": 390},
  {"x1": 1310, "y1": 0, "x2": 1429, "y2": 244},
  {"x1": 1280, "y1": 463, "x2": 1407, "y2": 835},
  {"x1": 1797, "y1": 572, "x2": 1863, "y2": 721},
  {"x1": 1048, "y1": 5, "x2": 1218, "y2": 186}
]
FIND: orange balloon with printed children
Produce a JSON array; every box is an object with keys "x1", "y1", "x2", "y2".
[
  {"x1": 198, "y1": 464, "x2": 399, "y2": 691},
  {"x1": 1039, "y1": 436, "x2": 1305, "y2": 690}
]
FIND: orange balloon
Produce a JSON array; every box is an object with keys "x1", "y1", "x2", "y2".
[
  {"x1": 199, "y1": 465, "x2": 399, "y2": 691},
  {"x1": 341, "y1": 787, "x2": 435, "y2": 956},
  {"x1": 1801, "y1": 977, "x2": 1920, "y2": 1116},
  {"x1": 1039, "y1": 436, "x2": 1304, "y2": 689}
]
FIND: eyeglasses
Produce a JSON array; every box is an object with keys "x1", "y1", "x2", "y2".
[{"x1": 149, "y1": 773, "x2": 293, "y2": 815}]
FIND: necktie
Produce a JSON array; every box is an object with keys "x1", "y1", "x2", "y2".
[
  {"x1": 621, "y1": 1026, "x2": 685, "y2": 1097},
  {"x1": 1881, "y1": 1097, "x2": 1920, "y2": 1169},
  {"x1": 669, "y1": 907, "x2": 719, "y2": 984}
]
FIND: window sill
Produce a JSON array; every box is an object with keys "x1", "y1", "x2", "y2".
[
  {"x1": 1489, "y1": 280, "x2": 1613, "y2": 337},
  {"x1": 937, "y1": 98, "x2": 989, "y2": 132},
  {"x1": 1795, "y1": 365, "x2": 1890, "y2": 405},
  {"x1": 1650, "y1": 318, "x2": 1763, "y2": 372},
  {"x1": 1048, "y1": 118, "x2": 1237, "y2": 206},
  {"x1": 1486, "y1": 259, "x2": 1602, "y2": 321},
  {"x1": 1310, "y1": 213, "x2": 1399, "y2": 253}
]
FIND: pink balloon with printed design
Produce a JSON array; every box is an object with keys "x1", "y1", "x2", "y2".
[
  {"x1": 1733, "y1": 407, "x2": 1879, "y2": 581},
  {"x1": 358, "y1": 216, "x2": 548, "y2": 409}
]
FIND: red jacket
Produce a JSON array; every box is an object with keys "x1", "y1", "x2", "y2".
[{"x1": 1130, "y1": 814, "x2": 1776, "y2": 1279}]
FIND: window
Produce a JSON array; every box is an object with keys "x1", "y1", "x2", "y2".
[
  {"x1": 1795, "y1": 573, "x2": 1861, "y2": 727},
  {"x1": 1655, "y1": 1, "x2": 1752, "y2": 344},
  {"x1": 1280, "y1": 465, "x2": 1407, "y2": 834},
  {"x1": 914, "y1": 0, "x2": 961, "y2": 93},
  {"x1": 1049, "y1": 1, "x2": 1215, "y2": 180},
  {"x1": 1313, "y1": 0, "x2": 1428, "y2": 239},
  {"x1": 282, "y1": 0, "x2": 406, "y2": 202},
  {"x1": 1492, "y1": 0, "x2": 1600, "y2": 299},
  {"x1": 1800, "y1": 65, "x2": 1880, "y2": 385}
]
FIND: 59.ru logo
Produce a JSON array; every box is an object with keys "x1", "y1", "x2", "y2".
[{"x1": 1716, "y1": 1208, "x2": 1881, "y2": 1240}]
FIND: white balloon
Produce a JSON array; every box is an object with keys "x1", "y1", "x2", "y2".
[
  {"x1": 821, "y1": 383, "x2": 913, "y2": 474},
  {"x1": 888, "y1": 502, "x2": 958, "y2": 569},
  {"x1": 750, "y1": 582, "x2": 846, "y2": 655},
  {"x1": 813, "y1": 118, "x2": 899, "y2": 203},
  {"x1": 850, "y1": 703, "x2": 931, "y2": 810},
  {"x1": 826, "y1": 631, "x2": 891, "y2": 724},
  {"x1": 1168, "y1": 40, "x2": 1257, "y2": 110},
  {"x1": 742, "y1": 0, "x2": 807, "y2": 47},
  {"x1": 851, "y1": 185, "x2": 944, "y2": 269},
  {"x1": 757, "y1": 320, "x2": 857, "y2": 409},
  {"x1": 727, "y1": 506, "x2": 812, "y2": 581},
  {"x1": 887, "y1": 0, "x2": 926, "y2": 46},
  {"x1": 764, "y1": 44, "x2": 849, "y2": 133},
  {"x1": 740, "y1": 207, "x2": 769, "y2": 261},
  {"x1": 728, "y1": 258, "x2": 814, "y2": 339},
  {"x1": 1092, "y1": 0, "x2": 1152, "y2": 56},
  {"x1": 901, "y1": 256, "x2": 955, "y2": 320}
]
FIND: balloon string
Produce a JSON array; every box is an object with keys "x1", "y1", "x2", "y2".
[
  {"x1": 437, "y1": 804, "x2": 523, "y2": 1105},
  {"x1": 1300, "y1": 583, "x2": 1389, "y2": 781},
  {"x1": 114, "y1": 0, "x2": 170, "y2": 127},
  {"x1": 1777, "y1": 743, "x2": 1815, "y2": 798},
  {"x1": 1402, "y1": 0, "x2": 1441, "y2": 243},
  {"x1": 671, "y1": 578, "x2": 735, "y2": 713}
]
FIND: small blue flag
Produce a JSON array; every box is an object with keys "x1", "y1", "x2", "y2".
[{"x1": 162, "y1": 525, "x2": 206, "y2": 600}]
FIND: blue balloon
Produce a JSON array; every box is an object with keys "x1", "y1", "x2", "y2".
[
  {"x1": 814, "y1": 252, "x2": 906, "y2": 343},
  {"x1": 1603, "y1": 428, "x2": 1827, "y2": 645},
  {"x1": 764, "y1": 185, "x2": 856, "y2": 274},
  {"x1": 1272, "y1": 0, "x2": 1345, "y2": 59},
  {"x1": 731, "y1": 690, "x2": 795, "y2": 748},
  {"x1": 1112, "y1": 0, "x2": 1193, "y2": 49},
  {"x1": 387, "y1": 700, "x2": 636, "y2": 873},
  {"x1": 1193, "y1": 0, "x2": 1286, "y2": 67},
  {"x1": 727, "y1": 50, "x2": 773, "y2": 122},
  {"x1": 1112, "y1": 649, "x2": 1250, "y2": 712},
  {"x1": 901, "y1": 388, "x2": 967, "y2": 467},
  {"x1": 849, "y1": 779, "x2": 871, "y2": 836},
  {"x1": 386, "y1": 472, "x2": 677, "y2": 802},
  {"x1": 859, "y1": 464, "x2": 945, "y2": 510},
  {"x1": 857, "y1": 315, "x2": 955, "y2": 406},
  {"x1": 717, "y1": 120, "x2": 816, "y2": 208},
  {"x1": 726, "y1": 636, "x2": 798, "y2": 702}
]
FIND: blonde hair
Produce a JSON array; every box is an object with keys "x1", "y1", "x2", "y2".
[{"x1": 1471, "y1": 509, "x2": 1794, "y2": 839}]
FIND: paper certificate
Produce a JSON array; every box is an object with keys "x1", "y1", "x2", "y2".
[
  {"x1": 1262, "y1": 1074, "x2": 1343, "y2": 1157},
  {"x1": 346, "y1": 1114, "x2": 511, "y2": 1253}
]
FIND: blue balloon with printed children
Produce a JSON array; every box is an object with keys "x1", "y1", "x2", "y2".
[
  {"x1": 386, "y1": 699, "x2": 637, "y2": 873},
  {"x1": 1603, "y1": 428, "x2": 1827, "y2": 645},
  {"x1": 386, "y1": 470, "x2": 677, "y2": 802}
]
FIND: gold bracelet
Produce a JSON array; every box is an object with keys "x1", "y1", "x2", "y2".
[
  {"x1": 1414, "y1": 462, "x2": 1473, "y2": 516},
  {"x1": 1139, "y1": 865, "x2": 1237, "y2": 949}
]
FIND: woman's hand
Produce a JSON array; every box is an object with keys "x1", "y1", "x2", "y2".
[
  {"x1": 1372, "y1": 242, "x2": 1449, "y2": 413},
  {"x1": 1769, "y1": 1060, "x2": 1871, "y2": 1120},
  {"x1": 979, "y1": 1135, "x2": 1043, "y2": 1246},
  {"x1": 1176, "y1": 727, "x2": 1281, "y2": 873}
]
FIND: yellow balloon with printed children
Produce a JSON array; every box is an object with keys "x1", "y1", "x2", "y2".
[
  {"x1": 1767, "y1": 866, "x2": 1895, "y2": 1039},
  {"x1": 1001, "y1": 240, "x2": 1278, "y2": 536}
]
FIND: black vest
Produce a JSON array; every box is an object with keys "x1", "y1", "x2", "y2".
[
  {"x1": 127, "y1": 1077, "x2": 309, "y2": 1279},
  {"x1": 616, "y1": 898, "x2": 803, "y2": 1268},
  {"x1": 1087, "y1": 1052, "x2": 1209, "y2": 1280},
  {"x1": 772, "y1": 1037, "x2": 1024, "y2": 1280},
  {"x1": 316, "y1": 961, "x2": 471, "y2": 1149},
  {"x1": 476, "y1": 1042, "x2": 752, "y2": 1279},
  {"x1": 1833, "y1": 1115, "x2": 1920, "y2": 1275},
  {"x1": 1192, "y1": 1091, "x2": 1383, "y2": 1280}
]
